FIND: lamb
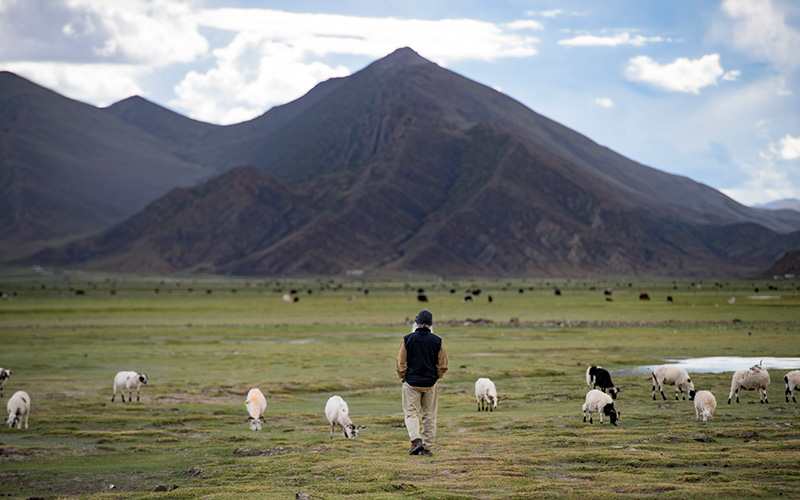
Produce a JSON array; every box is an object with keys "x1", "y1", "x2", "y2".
[
  {"x1": 785, "y1": 370, "x2": 800, "y2": 403},
  {"x1": 0, "y1": 368, "x2": 10, "y2": 397},
  {"x1": 324, "y1": 395, "x2": 365, "y2": 439},
  {"x1": 244, "y1": 388, "x2": 267, "y2": 430},
  {"x1": 651, "y1": 365, "x2": 696, "y2": 401},
  {"x1": 111, "y1": 371, "x2": 148, "y2": 403},
  {"x1": 585, "y1": 366, "x2": 619, "y2": 399},
  {"x1": 728, "y1": 360, "x2": 770, "y2": 404},
  {"x1": 582, "y1": 389, "x2": 619, "y2": 426},
  {"x1": 6, "y1": 390, "x2": 30, "y2": 429},
  {"x1": 693, "y1": 390, "x2": 717, "y2": 422},
  {"x1": 475, "y1": 377, "x2": 498, "y2": 411}
]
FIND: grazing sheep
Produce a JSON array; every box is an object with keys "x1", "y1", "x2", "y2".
[
  {"x1": 651, "y1": 365, "x2": 696, "y2": 401},
  {"x1": 0, "y1": 368, "x2": 10, "y2": 397},
  {"x1": 582, "y1": 389, "x2": 619, "y2": 426},
  {"x1": 244, "y1": 388, "x2": 267, "y2": 430},
  {"x1": 585, "y1": 366, "x2": 620, "y2": 399},
  {"x1": 325, "y1": 395, "x2": 365, "y2": 439},
  {"x1": 785, "y1": 370, "x2": 800, "y2": 403},
  {"x1": 417, "y1": 294, "x2": 428, "y2": 303},
  {"x1": 475, "y1": 378, "x2": 498, "y2": 411},
  {"x1": 639, "y1": 293, "x2": 650, "y2": 301},
  {"x1": 6, "y1": 390, "x2": 30, "y2": 429},
  {"x1": 693, "y1": 390, "x2": 717, "y2": 422},
  {"x1": 111, "y1": 371, "x2": 148, "y2": 403},
  {"x1": 728, "y1": 361, "x2": 770, "y2": 404}
]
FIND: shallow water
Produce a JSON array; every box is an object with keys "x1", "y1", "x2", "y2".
[{"x1": 615, "y1": 356, "x2": 800, "y2": 375}]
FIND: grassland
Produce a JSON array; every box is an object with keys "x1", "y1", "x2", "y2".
[{"x1": 1, "y1": 269, "x2": 799, "y2": 499}]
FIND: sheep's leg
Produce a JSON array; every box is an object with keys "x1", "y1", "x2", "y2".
[
  {"x1": 695, "y1": 406, "x2": 699, "y2": 420},
  {"x1": 787, "y1": 386, "x2": 791, "y2": 403},
  {"x1": 23, "y1": 412, "x2": 28, "y2": 429},
  {"x1": 329, "y1": 423, "x2": 335, "y2": 439},
  {"x1": 660, "y1": 385, "x2": 667, "y2": 400},
  {"x1": 136, "y1": 388, "x2": 140, "y2": 402},
  {"x1": 583, "y1": 409, "x2": 587, "y2": 422},
  {"x1": 652, "y1": 384, "x2": 657, "y2": 400},
  {"x1": 121, "y1": 392, "x2": 126, "y2": 403}
]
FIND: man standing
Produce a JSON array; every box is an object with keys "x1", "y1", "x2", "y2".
[{"x1": 396, "y1": 309, "x2": 448, "y2": 456}]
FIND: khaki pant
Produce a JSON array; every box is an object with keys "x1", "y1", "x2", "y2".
[{"x1": 402, "y1": 382, "x2": 438, "y2": 450}]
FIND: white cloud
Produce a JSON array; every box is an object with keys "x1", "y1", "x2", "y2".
[
  {"x1": 768, "y1": 135, "x2": 800, "y2": 160},
  {"x1": 722, "y1": 69, "x2": 741, "y2": 81},
  {"x1": 625, "y1": 54, "x2": 725, "y2": 94},
  {"x1": 721, "y1": 157, "x2": 800, "y2": 205},
  {"x1": 170, "y1": 8, "x2": 541, "y2": 123},
  {"x1": 1, "y1": 61, "x2": 144, "y2": 106},
  {"x1": 720, "y1": 0, "x2": 800, "y2": 69},
  {"x1": 595, "y1": 97, "x2": 614, "y2": 108},
  {"x1": 505, "y1": 20, "x2": 544, "y2": 31},
  {"x1": 558, "y1": 32, "x2": 665, "y2": 47}
]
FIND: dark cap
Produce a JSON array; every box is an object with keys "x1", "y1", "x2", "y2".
[{"x1": 415, "y1": 310, "x2": 433, "y2": 326}]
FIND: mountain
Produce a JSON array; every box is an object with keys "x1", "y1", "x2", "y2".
[
  {"x1": 12, "y1": 48, "x2": 800, "y2": 277},
  {"x1": 0, "y1": 71, "x2": 217, "y2": 259},
  {"x1": 762, "y1": 250, "x2": 800, "y2": 277},
  {"x1": 755, "y1": 199, "x2": 800, "y2": 212}
]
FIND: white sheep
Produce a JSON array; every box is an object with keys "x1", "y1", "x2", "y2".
[
  {"x1": 785, "y1": 370, "x2": 800, "y2": 403},
  {"x1": 582, "y1": 389, "x2": 619, "y2": 426},
  {"x1": 0, "y1": 368, "x2": 10, "y2": 397},
  {"x1": 693, "y1": 390, "x2": 717, "y2": 422},
  {"x1": 728, "y1": 361, "x2": 770, "y2": 404},
  {"x1": 111, "y1": 371, "x2": 148, "y2": 403},
  {"x1": 475, "y1": 377, "x2": 498, "y2": 411},
  {"x1": 6, "y1": 390, "x2": 30, "y2": 429},
  {"x1": 244, "y1": 388, "x2": 267, "y2": 430},
  {"x1": 651, "y1": 365, "x2": 696, "y2": 401},
  {"x1": 324, "y1": 395, "x2": 365, "y2": 439}
]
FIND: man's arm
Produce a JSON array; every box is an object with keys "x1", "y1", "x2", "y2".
[
  {"x1": 396, "y1": 339, "x2": 408, "y2": 380},
  {"x1": 437, "y1": 343, "x2": 448, "y2": 379}
]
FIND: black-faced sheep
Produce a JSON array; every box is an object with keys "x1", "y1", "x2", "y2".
[
  {"x1": 651, "y1": 365, "x2": 695, "y2": 401},
  {"x1": 475, "y1": 377, "x2": 498, "y2": 411},
  {"x1": 728, "y1": 361, "x2": 769, "y2": 404},
  {"x1": 111, "y1": 371, "x2": 148, "y2": 403},
  {"x1": 0, "y1": 368, "x2": 10, "y2": 397},
  {"x1": 6, "y1": 390, "x2": 30, "y2": 429},
  {"x1": 585, "y1": 366, "x2": 619, "y2": 399},
  {"x1": 693, "y1": 390, "x2": 717, "y2": 422},
  {"x1": 325, "y1": 395, "x2": 365, "y2": 439},
  {"x1": 785, "y1": 370, "x2": 800, "y2": 403},
  {"x1": 244, "y1": 388, "x2": 267, "y2": 430},
  {"x1": 582, "y1": 389, "x2": 618, "y2": 426}
]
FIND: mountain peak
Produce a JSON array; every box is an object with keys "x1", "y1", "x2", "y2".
[{"x1": 372, "y1": 47, "x2": 430, "y2": 68}]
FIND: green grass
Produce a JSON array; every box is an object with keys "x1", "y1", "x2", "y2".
[{"x1": 0, "y1": 269, "x2": 799, "y2": 499}]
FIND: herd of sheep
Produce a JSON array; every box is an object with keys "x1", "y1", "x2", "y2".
[{"x1": 3, "y1": 364, "x2": 800, "y2": 434}]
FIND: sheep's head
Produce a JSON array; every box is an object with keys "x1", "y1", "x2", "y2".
[
  {"x1": 343, "y1": 424, "x2": 367, "y2": 439},
  {"x1": 604, "y1": 403, "x2": 619, "y2": 426},
  {"x1": 0, "y1": 370, "x2": 10, "y2": 380},
  {"x1": 139, "y1": 373, "x2": 148, "y2": 384},
  {"x1": 6, "y1": 410, "x2": 19, "y2": 428},
  {"x1": 248, "y1": 416, "x2": 263, "y2": 431},
  {"x1": 609, "y1": 388, "x2": 620, "y2": 400}
]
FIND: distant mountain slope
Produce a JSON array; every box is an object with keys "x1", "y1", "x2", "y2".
[
  {"x1": 0, "y1": 71, "x2": 216, "y2": 259},
  {"x1": 755, "y1": 199, "x2": 800, "y2": 212},
  {"x1": 9, "y1": 48, "x2": 800, "y2": 276}
]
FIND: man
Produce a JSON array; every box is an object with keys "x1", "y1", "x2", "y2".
[{"x1": 396, "y1": 309, "x2": 448, "y2": 456}]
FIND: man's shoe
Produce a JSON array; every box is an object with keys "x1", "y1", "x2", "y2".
[
  {"x1": 409, "y1": 438, "x2": 424, "y2": 455},
  {"x1": 420, "y1": 449, "x2": 433, "y2": 457}
]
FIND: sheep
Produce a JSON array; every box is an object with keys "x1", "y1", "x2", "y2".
[
  {"x1": 475, "y1": 377, "x2": 498, "y2": 411},
  {"x1": 325, "y1": 395, "x2": 365, "y2": 439},
  {"x1": 0, "y1": 368, "x2": 10, "y2": 397},
  {"x1": 785, "y1": 370, "x2": 800, "y2": 403},
  {"x1": 6, "y1": 390, "x2": 30, "y2": 429},
  {"x1": 728, "y1": 361, "x2": 770, "y2": 404},
  {"x1": 244, "y1": 388, "x2": 267, "y2": 430},
  {"x1": 582, "y1": 389, "x2": 619, "y2": 426},
  {"x1": 111, "y1": 371, "x2": 148, "y2": 403},
  {"x1": 693, "y1": 390, "x2": 717, "y2": 422},
  {"x1": 585, "y1": 366, "x2": 619, "y2": 399},
  {"x1": 651, "y1": 365, "x2": 696, "y2": 401}
]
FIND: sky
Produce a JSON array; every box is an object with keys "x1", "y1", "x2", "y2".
[{"x1": 1, "y1": 0, "x2": 798, "y2": 207}]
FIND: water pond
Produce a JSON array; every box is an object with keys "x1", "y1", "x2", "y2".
[{"x1": 616, "y1": 356, "x2": 800, "y2": 375}]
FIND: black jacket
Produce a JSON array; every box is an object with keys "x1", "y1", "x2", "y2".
[{"x1": 399, "y1": 328, "x2": 447, "y2": 387}]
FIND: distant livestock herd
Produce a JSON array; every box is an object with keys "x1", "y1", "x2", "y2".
[{"x1": 4, "y1": 364, "x2": 800, "y2": 437}]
